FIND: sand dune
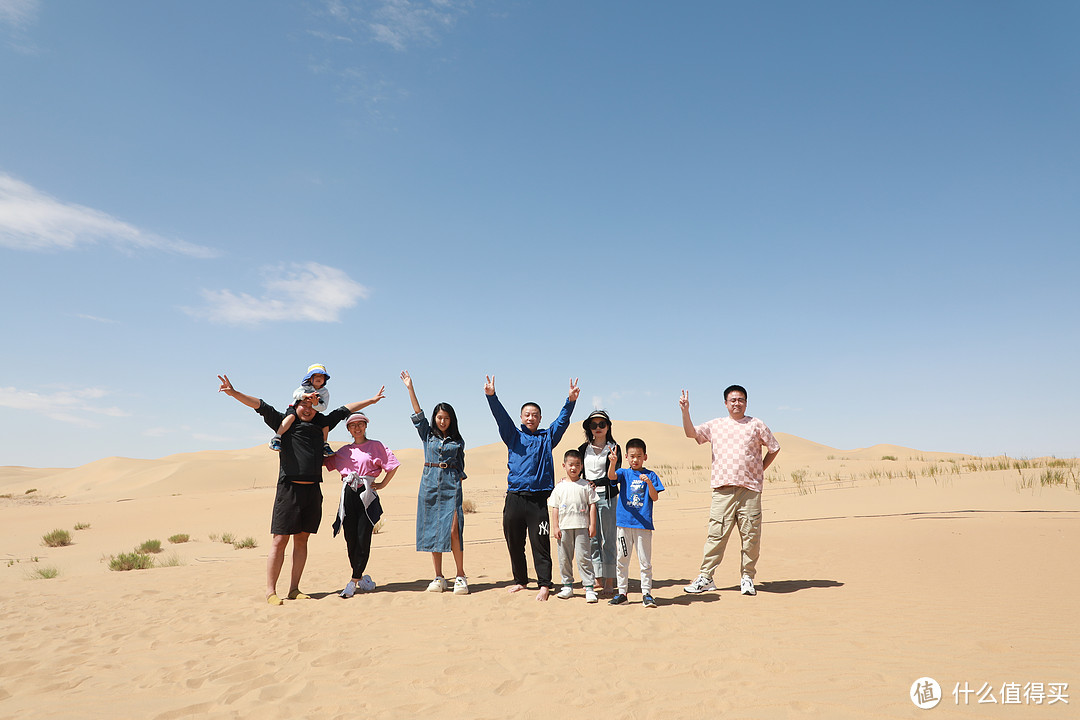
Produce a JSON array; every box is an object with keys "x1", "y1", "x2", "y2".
[{"x1": 2, "y1": 422, "x2": 1077, "y2": 718}]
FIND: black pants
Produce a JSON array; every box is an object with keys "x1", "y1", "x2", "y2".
[
  {"x1": 343, "y1": 486, "x2": 375, "y2": 579},
  {"x1": 502, "y1": 491, "x2": 553, "y2": 588}
]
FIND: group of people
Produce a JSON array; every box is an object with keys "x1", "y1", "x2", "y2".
[{"x1": 217, "y1": 367, "x2": 780, "y2": 607}]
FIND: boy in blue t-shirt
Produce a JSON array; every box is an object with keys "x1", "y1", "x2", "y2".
[{"x1": 606, "y1": 437, "x2": 664, "y2": 608}]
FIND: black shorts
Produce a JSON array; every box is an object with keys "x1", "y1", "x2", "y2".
[{"x1": 270, "y1": 481, "x2": 323, "y2": 535}]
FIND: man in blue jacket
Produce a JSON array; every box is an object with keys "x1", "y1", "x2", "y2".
[{"x1": 485, "y1": 375, "x2": 579, "y2": 601}]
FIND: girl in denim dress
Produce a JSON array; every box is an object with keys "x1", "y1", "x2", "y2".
[{"x1": 400, "y1": 371, "x2": 469, "y2": 595}]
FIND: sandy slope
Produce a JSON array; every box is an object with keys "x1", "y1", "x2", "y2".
[{"x1": 2, "y1": 421, "x2": 1078, "y2": 719}]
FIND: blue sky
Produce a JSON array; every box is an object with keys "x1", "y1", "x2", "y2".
[{"x1": 1, "y1": 1, "x2": 1078, "y2": 468}]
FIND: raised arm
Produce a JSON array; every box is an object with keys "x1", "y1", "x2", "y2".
[
  {"x1": 400, "y1": 371, "x2": 422, "y2": 415},
  {"x1": 549, "y1": 378, "x2": 580, "y2": 445},
  {"x1": 218, "y1": 374, "x2": 260, "y2": 410},
  {"x1": 679, "y1": 390, "x2": 696, "y2": 439},
  {"x1": 485, "y1": 376, "x2": 518, "y2": 445},
  {"x1": 344, "y1": 386, "x2": 386, "y2": 413}
]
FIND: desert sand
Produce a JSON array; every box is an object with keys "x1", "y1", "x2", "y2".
[{"x1": 2, "y1": 421, "x2": 1078, "y2": 719}]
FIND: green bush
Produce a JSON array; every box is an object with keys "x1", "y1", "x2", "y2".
[
  {"x1": 138, "y1": 539, "x2": 163, "y2": 554},
  {"x1": 42, "y1": 529, "x2": 72, "y2": 547},
  {"x1": 232, "y1": 536, "x2": 258, "y2": 549},
  {"x1": 168, "y1": 534, "x2": 190, "y2": 544},
  {"x1": 109, "y1": 552, "x2": 154, "y2": 571}
]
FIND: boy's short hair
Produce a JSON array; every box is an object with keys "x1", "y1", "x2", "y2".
[
  {"x1": 724, "y1": 384, "x2": 748, "y2": 401},
  {"x1": 625, "y1": 438, "x2": 647, "y2": 454},
  {"x1": 563, "y1": 449, "x2": 583, "y2": 462},
  {"x1": 520, "y1": 402, "x2": 542, "y2": 415}
]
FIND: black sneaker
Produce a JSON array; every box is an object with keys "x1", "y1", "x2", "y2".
[
  {"x1": 642, "y1": 594, "x2": 657, "y2": 608},
  {"x1": 608, "y1": 593, "x2": 628, "y2": 606},
  {"x1": 323, "y1": 443, "x2": 334, "y2": 457}
]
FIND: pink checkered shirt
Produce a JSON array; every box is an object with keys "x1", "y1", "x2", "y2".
[{"x1": 695, "y1": 416, "x2": 780, "y2": 493}]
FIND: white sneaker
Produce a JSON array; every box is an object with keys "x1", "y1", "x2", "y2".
[
  {"x1": 358, "y1": 575, "x2": 376, "y2": 592},
  {"x1": 427, "y1": 576, "x2": 447, "y2": 593},
  {"x1": 684, "y1": 574, "x2": 717, "y2": 594},
  {"x1": 585, "y1": 588, "x2": 598, "y2": 603},
  {"x1": 453, "y1": 576, "x2": 469, "y2": 595},
  {"x1": 556, "y1": 585, "x2": 574, "y2": 600},
  {"x1": 740, "y1": 575, "x2": 756, "y2": 596}
]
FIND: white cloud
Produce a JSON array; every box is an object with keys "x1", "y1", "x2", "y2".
[
  {"x1": 187, "y1": 262, "x2": 370, "y2": 326},
  {"x1": 0, "y1": 0, "x2": 37, "y2": 29},
  {"x1": 314, "y1": 0, "x2": 470, "y2": 52},
  {"x1": 368, "y1": 0, "x2": 467, "y2": 51},
  {"x1": 75, "y1": 314, "x2": 119, "y2": 324},
  {"x1": 306, "y1": 1, "x2": 471, "y2": 119},
  {"x1": 307, "y1": 29, "x2": 353, "y2": 43},
  {"x1": 0, "y1": 385, "x2": 130, "y2": 428},
  {"x1": 0, "y1": 0, "x2": 38, "y2": 53},
  {"x1": 0, "y1": 173, "x2": 219, "y2": 258}
]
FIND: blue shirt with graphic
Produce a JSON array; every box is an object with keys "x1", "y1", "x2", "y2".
[{"x1": 613, "y1": 467, "x2": 664, "y2": 530}]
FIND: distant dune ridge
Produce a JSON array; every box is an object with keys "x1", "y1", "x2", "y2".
[{"x1": 2, "y1": 422, "x2": 1077, "y2": 718}]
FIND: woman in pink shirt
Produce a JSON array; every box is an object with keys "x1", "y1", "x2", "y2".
[{"x1": 324, "y1": 413, "x2": 400, "y2": 598}]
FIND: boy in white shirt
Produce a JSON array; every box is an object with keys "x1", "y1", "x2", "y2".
[{"x1": 547, "y1": 449, "x2": 600, "y2": 602}]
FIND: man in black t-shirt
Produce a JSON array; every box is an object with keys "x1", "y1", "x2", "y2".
[{"x1": 217, "y1": 374, "x2": 385, "y2": 605}]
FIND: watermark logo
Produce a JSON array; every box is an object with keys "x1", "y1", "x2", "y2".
[
  {"x1": 911, "y1": 677, "x2": 942, "y2": 709},
  {"x1": 910, "y1": 678, "x2": 1070, "y2": 708}
]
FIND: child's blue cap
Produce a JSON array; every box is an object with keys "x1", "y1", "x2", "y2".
[{"x1": 303, "y1": 364, "x2": 330, "y2": 383}]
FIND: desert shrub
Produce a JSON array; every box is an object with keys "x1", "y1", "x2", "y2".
[
  {"x1": 232, "y1": 536, "x2": 258, "y2": 549},
  {"x1": 109, "y1": 552, "x2": 154, "y2": 571},
  {"x1": 74, "y1": 522, "x2": 91, "y2": 530},
  {"x1": 28, "y1": 565, "x2": 59, "y2": 579},
  {"x1": 168, "y1": 534, "x2": 190, "y2": 544},
  {"x1": 462, "y1": 498, "x2": 478, "y2": 514},
  {"x1": 138, "y1": 539, "x2": 163, "y2": 554},
  {"x1": 42, "y1": 529, "x2": 72, "y2": 547},
  {"x1": 220, "y1": 532, "x2": 235, "y2": 545},
  {"x1": 881, "y1": 455, "x2": 898, "y2": 461},
  {"x1": 158, "y1": 552, "x2": 184, "y2": 567},
  {"x1": 25, "y1": 488, "x2": 37, "y2": 495}
]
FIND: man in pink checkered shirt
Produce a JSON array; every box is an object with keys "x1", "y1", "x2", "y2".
[{"x1": 680, "y1": 384, "x2": 780, "y2": 597}]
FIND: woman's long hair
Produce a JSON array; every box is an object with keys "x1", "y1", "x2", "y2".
[{"x1": 431, "y1": 402, "x2": 465, "y2": 447}]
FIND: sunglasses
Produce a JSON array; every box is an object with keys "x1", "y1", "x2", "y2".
[{"x1": 589, "y1": 420, "x2": 608, "y2": 430}]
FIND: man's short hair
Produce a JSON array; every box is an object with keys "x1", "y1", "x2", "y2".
[
  {"x1": 724, "y1": 385, "x2": 748, "y2": 401},
  {"x1": 625, "y1": 438, "x2": 647, "y2": 454},
  {"x1": 520, "y1": 402, "x2": 542, "y2": 415},
  {"x1": 563, "y1": 449, "x2": 583, "y2": 462}
]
